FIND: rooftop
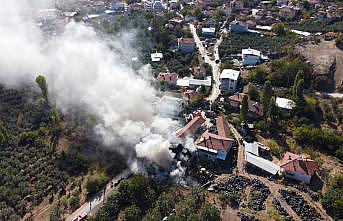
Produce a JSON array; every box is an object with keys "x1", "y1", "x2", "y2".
[
  {"x1": 281, "y1": 152, "x2": 317, "y2": 176},
  {"x1": 276, "y1": 97, "x2": 296, "y2": 110},
  {"x1": 242, "y1": 48, "x2": 261, "y2": 57},
  {"x1": 220, "y1": 69, "x2": 240, "y2": 80},
  {"x1": 176, "y1": 114, "x2": 205, "y2": 138}
]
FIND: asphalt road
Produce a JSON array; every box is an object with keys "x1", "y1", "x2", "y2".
[{"x1": 189, "y1": 21, "x2": 227, "y2": 104}]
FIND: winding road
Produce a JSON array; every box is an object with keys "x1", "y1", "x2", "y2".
[{"x1": 189, "y1": 20, "x2": 227, "y2": 104}]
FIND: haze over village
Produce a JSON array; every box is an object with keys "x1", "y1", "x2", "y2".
[{"x1": 0, "y1": 0, "x2": 342, "y2": 221}]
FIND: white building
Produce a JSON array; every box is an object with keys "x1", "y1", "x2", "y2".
[
  {"x1": 276, "y1": 97, "x2": 296, "y2": 110},
  {"x1": 151, "y1": 52, "x2": 163, "y2": 62},
  {"x1": 242, "y1": 48, "x2": 262, "y2": 66},
  {"x1": 177, "y1": 76, "x2": 212, "y2": 87},
  {"x1": 202, "y1": 27, "x2": 216, "y2": 37},
  {"x1": 220, "y1": 69, "x2": 240, "y2": 92}
]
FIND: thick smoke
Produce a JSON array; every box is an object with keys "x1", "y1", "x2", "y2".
[{"x1": 0, "y1": 0, "x2": 178, "y2": 169}]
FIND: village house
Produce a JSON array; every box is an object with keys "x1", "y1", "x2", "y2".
[
  {"x1": 177, "y1": 76, "x2": 212, "y2": 88},
  {"x1": 228, "y1": 93, "x2": 263, "y2": 119},
  {"x1": 156, "y1": 72, "x2": 178, "y2": 84},
  {"x1": 178, "y1": 38, "x2": 196, "y2": 53},
  {"x1": 196, "y1": 116, "x2": 235, "y2": 161},
  {"x1": 176, "y1": 112, "x2": 205, "y2": 138},
  {"x1": 229, "y1": 20, "x2": 249, "y2": 33},
  {"x1": 220, "y1": 69, "x2": 240, "y2": 92},
  {"x1": 202, "y1": 27, "x2": 216, "y2": 37},
  {"x1": 280, "y1": 152, "x2": 317, "y2": 184},
  {"x1": 242, "y1": 48, "x2": 262, "y2": 66}
]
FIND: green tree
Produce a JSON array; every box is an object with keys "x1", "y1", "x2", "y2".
[
  {"x1": 260, "y1": 81, "x2": 273, "y2": 119},
  {"x1": 199, "y1": 203, "x2": 221, "y2": 221},
  {"x1": 124, "y1": 205, "x2": 142, "y2": 221},
  {"x1": 322, "y1": 175, "x2": 343, "y2": 220},
  {"x1": 295, "y1": 79, "x2": 305, "y2": 106},
  {"x1": 292, "y1": 70, "x2": 303, "y2": 97},
  {"x1": 272, "y1": 22, "x2": 286, "y2": 36},
  {"x1": 0, "y1": 119, "x2": 9, "y2": 146},
  {"x1": 240, "y1": 95, "x2": 249, "y2": 121},
  {"x1": 50, "y1": 107, "x2": 63, "y2": 153},
  {"x1": 35, "y1": 75, "x2": 48, "y2": 103},
  {"x1": 247, "y1": 84, "x2": 258, "y2": 101}
]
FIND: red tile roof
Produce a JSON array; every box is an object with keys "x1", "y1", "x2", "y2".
[
  {"x1": 197, "y1": 131, "x2": 234, "y2": 152},
  {"x1": 156, "y1": 72, "x2": 178, "y2": 83},
  {"x1": 184, "y1": 90, "x2": 200, "y2": 101},
  {"x1": 228, "y1": 93, "x2": 263, "y2": 117},
  {"x1": 176, "y1": 115, "x2": 205, "y2": 138},
  {"x1": 280, "y1": 152, "x2": 317, "y2": 176},
  {"x1": 216, "y1": 116, "x2": 230, "y2": 138}
]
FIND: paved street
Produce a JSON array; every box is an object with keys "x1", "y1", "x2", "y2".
[{"x1": 189, "y1": 21, "x2": 227, "y2": 104}]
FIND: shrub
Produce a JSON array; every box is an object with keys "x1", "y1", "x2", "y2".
[
  {"x1": 124, "y1": 205, "x2": 142, "y2": 221},
  {"x1": 322, "y1": 175, "x2": 343, "y2": 220}
]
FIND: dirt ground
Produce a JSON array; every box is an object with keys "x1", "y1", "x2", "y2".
[{"x1": 297, "y1": 40, "x2": 343, "y2": 91}]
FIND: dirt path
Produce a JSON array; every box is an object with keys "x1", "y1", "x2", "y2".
[{"x1": 228, "y1": 123, "x2": 244, "y2": 173}]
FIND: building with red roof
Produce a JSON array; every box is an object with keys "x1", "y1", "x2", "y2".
[
  {"x1": 196, "y1": 117, "x2": 235, "y2": 161},
  {"x1": 156, "y1": 72, "x2": 178, "y2": 84},
  {"x1": 280, "y1": 152, "x2": 317, "y2": 184},
  {"x1": 228, "y1": 93, "x2": 263, "y2": 119},
  {"x1": 176, "y1": 113, "x2": 205, "y2": 138}
]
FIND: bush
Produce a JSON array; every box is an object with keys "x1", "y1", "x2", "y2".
[
  {"x1": 199, "y1": 203, "x2": 221, "y2": 221},
  {"x1": 267, "y1": 140, "x2": 284, "y2": 158},
  {"x1": 293, "y1": 126, "x2": 343, "y2": 154},
  {"x1": 124, "y1": 205, "x2": 142, "y2": 221},
  {"x1": 86, "y1": 174, "x2": 108, "y2": 197},
  {"x1": 322, "y1": 175, "x2": 343, "y2": 220}
]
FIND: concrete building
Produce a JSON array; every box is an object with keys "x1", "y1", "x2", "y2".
[
  {"x1": 220, "y1": 69, "x2": 240, "y2": 92},
  {"x1": 177, "y1": 76, "x2": 212, "y2": 88},
  {"x1": 242, "y1": 48, "x2": 262, "y2": 66},
  {"x1": 202, "y1": 27, "x2": 216, "y2": 37}
]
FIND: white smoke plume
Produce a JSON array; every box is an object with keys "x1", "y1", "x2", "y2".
[{"x1": 0, "y1": 0, "x2": 179, "y2": 169}]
